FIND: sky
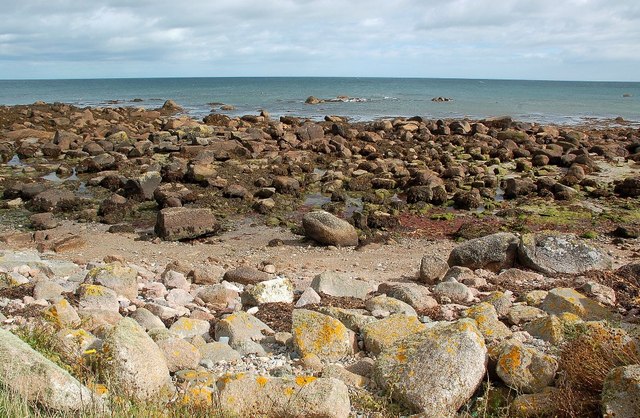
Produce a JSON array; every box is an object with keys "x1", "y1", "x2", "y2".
[{"x1": 0, "y1": 0, "x2": 639, "y2": 81}]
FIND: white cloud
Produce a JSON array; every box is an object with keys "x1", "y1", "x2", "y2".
[{"x1": 0, "y1": 0, "x2": 638, "y2": 80}]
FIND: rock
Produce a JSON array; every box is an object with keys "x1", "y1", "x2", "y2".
[
  {"x1": 215, "y1": 311, "x2": 273, "y2": 345},
  {"x1": 579, "y1": 281, "x2": 616, "y2": 306},
  {"x1": 101, "y1": 318, "x2": 172, "y2": 400},
  {"x1": 540, "y1": 288, "x2": 613, "y2": 321},
  {"x1": 295, "y1": 287, "x2": 322, "y2": 307},
  {"x1": 511, "y1": 388, "x2": 560, "y2": 417},
  {"x1": 504, "y1": 178, "x2": 536, "y2": 199},
  {"x1": 310, "y1": 271, "x2": 374, "y2": 299},
  {"x1": 305, "y1": 96, "x2": 323, "y2": 104},
  {"x1": 0, "y1": 328, "x2": 103, "y2": 412},
  {"x1": 463, "y1": 302, "x2": 512, "y2": 342},
  {"x1": 42, "y1": 298, "x2": 81, "y2": 328},
  {"x1": 199, "y1": 341, "x2": 242, "y2": 364},
  {"x1": 161, "y1": 99, "x2": 183, "y2": 112},
  {"x1": 31, "y1": 189, "x2": 78, "y2": 213},
  {"x1": 374, "y1": 319, "x2": 487, "y2": 415},
  {"x1": 291, "y1": 309, "x2": 354, "y2": 361},
  {"x1": 242, "y1": 276, "x2": 294, "y2": 306},
  {"x1": 84, "y1": 262, "x2": 138, "y2": 301},
  {"x1": 518, "y1": 232, "x2": 612, "y2": 274},
  {"x1": 223, "y1": 266, "x2": 270, "y2": 285},
  {"x1": 614, "y1": 176, "x2": 640, "y2": 197},
  {"x1": 433, "y1": 281, "x2": 474, "y2": 304},
  {"x1": 378, "y1": 282, "x2": 438, "y2": 312},
  {"x1": 365, "y1": 295, "x2": 417, "y2": 317},
  {"x1": 362, "y1": 314, "x2": 427, "y2": 355},
  {"x1": 30, "y1": 212, "x2": 59, "y2": 230},
  {"x1": 322, "y1": 364, "x2": 369, "y2": 388},
  {"x1": 419, "y1": 254, "x2": 450, "y2": 284},
  {"x1": 196, "y1": 284, "x2": 239, "y2": 310},
  {"x1": 493, "y1": 268, "x2": 545, "y2": 287},
  {"x1": 131, "y1": 307, "x2": 166, "y2": 331},
  {"x1": 156, "y1": 338, "x2": 201, "y2": 372},
  {"x1": 217, "y1": 373, "x2": 350, "y2": 418},
  {"x1": 78, "y1": 284, "x2": 120, "y2": 314},
  {"x1": 302, "y1": 210, "x2": 358, "y2": 247},
  {"x1": 495, "y1": 341, "x2": 558, "y2": 393},
  {"x1": 124, "y1": 171, "x2": 162, "y2": 201},
  {"x1": 523, "y1": 313, "x2": 581, "y2": 345},
  {"x1": 169, "y1": 317, "x2": 211, "y2": 340},
  {"x1": 155, "y1": 207, "x2": 220, "y2": 241},
  {"x1": 33, "y1": 280, "x2": 64, "y2": 301},
  {"x1": 316, "y1": 306, "x2": 377, "y2": 333},
  {"x1": 448, "y1": 232, "x2": 519, "y2": 273},
  {"x1": 506, "y1": 304, "x2": 546, "y2": 325},
  {"x1": 602, "y1": 365, "x2": 640, "y2": 418}
]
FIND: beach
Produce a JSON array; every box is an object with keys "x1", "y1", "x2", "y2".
[{"x1": 1, "y1": 100, "x2": 640, "y2": 417}]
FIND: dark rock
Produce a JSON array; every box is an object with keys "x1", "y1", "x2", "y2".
[
  {"x1": 614, "y1": 177, "x2": 640, "y2": 198},
  {"x1": 124, "y1": 171, "x2": 162, "y2": 201},
  {"x1": 223, "y1": 266, "x2": 270, "y2": 285},
  {"x1": 31, "y1": 189, "x2": 78, "y2": 213},
  {"x1": 30, "y1": 212, "x2": 59, "y2": 230},
  {"x1": 504, "y1": 178, "x2": 536, "y2": 199},
  {"x1": 453, "y1": 189, "x2": 483, "y2": 210},
  {"x1": 448, "y1": 232, "x2": 519, "y2": 272},
  {"x1": 155, "y1": 207, "x2": 220, "y2": 241}
]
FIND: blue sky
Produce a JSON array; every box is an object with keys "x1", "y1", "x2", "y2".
[{"x1": 0, "y1": 0, "x2": 639, "y2": 81}]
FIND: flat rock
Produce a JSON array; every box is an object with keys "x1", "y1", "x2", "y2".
[
  {"x1": 365, "y1": 295, "x2": 417, "y2": 317},
  {"x1": 223, "y1": 266, "x2": 270, "y2": 285},
  {"x1": 448, "y1": 232, "x2": 519, "y2": 272},
  {"x1": 155, "y1": 207, "x2": 220, "y2": 241},
  {"x1": 215, "y1": 311, "x2": 273, "y2": 345},
  {"x1": 362, "y1": 314, "x2": 427, "y2": 355},
  {"x1": 374, "y1": 319, "x2": 487, "y2": 416},
  {"x1": 242, "y1": 276, "x2": 294, "y2": 306},
  {"x1": 199, "y1": 341, "x2": 242, "y2": 364},
  {"x1": 302, "y1": 210, "x2": 358, "y2": 247},
  {"x1": 217, "y1": 373, "x2": 350, "y2": 418},
  {"x1": 541, "y1": 287, "x2": 613, "y2": 320},
  {"x1": 518, "y1": 232, "x2": 613, "y2": 274},
  {"x1": 311, "y1": 270, "x2": 375, "y2": 299},
  {"x1": 378, "y1": 282, "x2": 438, "y2": 312}
]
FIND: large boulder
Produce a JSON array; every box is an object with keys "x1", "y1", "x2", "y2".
[
  {"x1": 362, "y1": 315, "x2": 426, "y2": 355},
  {"x1": 101, "y1": 318, "x2": 172, "y2": 400},
  {"x1": 215, "y1": 311, "x2": 273, "y2": 345},
  {"x1": 540, "y1": 288, "x2": 613, "y2": 321},
  {"x1": 155, "y1": 207, "x2": 220, "y2": 241},
  {"x1": 518, "y1": 232, "x2": 612, "y2": 274},
  {"x1": 374, "y1": 319, "x2": 487, "y2": 416},
  {"x1": 84, "y1": 262, "x2": 138, "y2": 301},
  {"x1": 448, "y1": 232, "x2": 519, "y2": 272},
  {"x1": 302, "y1": 210, "x2": 358, "y2": 247},
  {"x1": 242, "y1": 276, "x2": 294, "y2": 306},
  {"x1": 124, "y1": 171, "x2": 162, "y2": 201},
  {"x1": 292, "y1": 309, "x2": 354, "y2": 361},
  {"x1": 217, "y1": 373, "x2": 350, "y2": 418},
  {"x1": 602, "y1": 365, "x2": 640, "y2": 418},
  {"x1": 0, "y1": 328, "x2": 103, "y2": 412}
]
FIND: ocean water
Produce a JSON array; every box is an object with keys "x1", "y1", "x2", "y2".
[{"x1": 0, "y1": 77, "x2": 638, "y2": 125}]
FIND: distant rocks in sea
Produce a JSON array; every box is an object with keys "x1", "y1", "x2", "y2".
[
  {"x1": 431, "y1": 96, "x2": 453, "y2": 102},
  {"x1": 305, "y1": 95, "x2": 367, "y2": 105}
]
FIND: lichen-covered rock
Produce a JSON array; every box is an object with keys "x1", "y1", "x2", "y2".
[
  {"x1": 78, "y1": 284, "x2": 120, "y2": 312},
  {"x1": 302, "y1": 210, "x2": 358, "y2": 247},
  {"x1": 316, "y1": 306, "x2": 376, "y2": 333},
  {"x1": 374, "y1": 319, "x2": 487, "y2": 416},
  {"x1": 448, "y1": 232, "x2": 519, "y2": 272},
  {"x1": 463, "y1": 302, "x2": 512, "y2": 342},
  {"x1": 84, "y1": 262, "x2": 138, "y2": 301},
  {"x1": 169, "y1": 317, "x2": 211, "y2": 340},
  {"x1": 518, "y1": 232, "x2": 612, "y2": 274},
  {"x1": 292, "y1": 309, "x2": 354, "y2": 361},
  {"x1": 541, "y1": 287, "x2": 613, "y2": 320},
  {"x1": 101, "y1": 317, "x2": 172, "y2": 400},
  {"x1": 42, "y1": 298, "x2": 81, "y2": 328},
  {"x1": 362, "y1": 314, "x2": 427, "y2": 355},
  {"x1": 523, "y1": 313, "x2": 581, "y2": 345},
  {"x1": 199, "y1": 342, "x2": 242, "y2": 364},
  {"x1": 217, "y1": 373, "x2": 350, "y2": 418},
  {"x1": 506, "y1": 304, "x2": 547, "y2": 325},
  {"x1": 495, "y1": 341, "x2": 558, "y2": 393},
  {"x1": 215, "y1": 311, "x2": 273, "y2": 345},
  {"x1": 155, "y1": 207, "x2": 220, "y2": 241},
  {"x1": 0, "y1": 328, "x2": 103, "y2": 412},
  {"x1": 365, "y1": 295, "x2": 417, "y2": 317},
  {"x1": 156, "y1": 337, "x2": 201, "y2": 373},
  {"x1": 311, "y1": 270, "x2": 374, "y2": 299},
  {"x1": 378, "y1": 282, "x2": 438, "y2": 312},
  {"x1": 602, "y1": 365, "x2": 640, "y2": 418},
  {"x1": 242, "y1": 276, "x2": 294, "y2": 306}
]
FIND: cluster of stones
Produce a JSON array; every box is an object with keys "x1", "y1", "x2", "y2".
[
  {"x1": 1, "y1": 102, "x2": 639, "y2": 240},
  {"x1": 1, "y1": 225, "x2": 639, "y2": 417}
]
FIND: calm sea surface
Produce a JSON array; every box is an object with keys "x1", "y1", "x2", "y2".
[{"x1": 0, "y1": 77, "x2": 638, "y2": 125}]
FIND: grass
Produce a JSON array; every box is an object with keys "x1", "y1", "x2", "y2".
[{"x1": 552, "y1": 322, "x2": 640, "y2": 418}]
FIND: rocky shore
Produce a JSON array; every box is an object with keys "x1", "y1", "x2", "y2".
[{"x1": 1, "y1": 101, "x2": 639, "y2": 417}]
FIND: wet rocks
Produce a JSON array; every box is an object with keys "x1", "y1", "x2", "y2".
[
  {"x1": 302, "y1": 211, "x2": 358, "y2": 247},
  {"x1": 155, "y1": 207, "x2": 220, "y2": 241}
]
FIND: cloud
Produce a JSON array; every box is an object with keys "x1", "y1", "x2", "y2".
[{"x1": 0, "y1": 0, "x2": 638, "y2": 80}]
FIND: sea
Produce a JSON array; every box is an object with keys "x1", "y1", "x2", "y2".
[{"x1": 1, "y1": 77, "x2": 638, "y2": 126}]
